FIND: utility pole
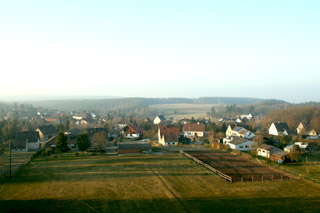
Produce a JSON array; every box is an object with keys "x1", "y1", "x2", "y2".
[
  {"x1": 9, "y1": 139, "x2": 11, "y2": 178},
  {"x1": 7, "y1": 120, "x2": 12, "y2": 178}
]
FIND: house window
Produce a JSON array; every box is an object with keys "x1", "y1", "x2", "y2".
[
  {"x1": 245, "y1": 145, "x2": 248, "y2": 148},
  {"x1": 239, "y1": 146, "x2": 243, "y2": 148}
]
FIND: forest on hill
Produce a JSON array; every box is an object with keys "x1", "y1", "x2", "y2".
[{"x1": 261, "y1": 106, "x2": 320, "y2": 131}]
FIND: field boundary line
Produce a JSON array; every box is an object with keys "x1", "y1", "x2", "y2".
[{"x1": 179, "y1": 150, "x2": 233, "y2": 183}]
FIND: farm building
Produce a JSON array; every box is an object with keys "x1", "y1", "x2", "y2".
[
  {"x1": 268, "y1": 122, "x2": 290, "y2": 136},
  {"x1": 158, "y1": 125, "x2": 180, "y2": 146},
  {"x1": 12, "y1": 131, "x2": 40, "y2": 152},
  {"x1": 117, "y1": 142, "x2": 152, "y2": 154},
  {"x1": 183, "y1": 123, "x2": 206, "y2": 138},
  {"x1": 224, "y1": 137, "x2": 257, "y2": 151},
  {"x1": 36, "y1": 125, "x2": 58, "y2": 141},
  {"x1": 257, "y1": 144, "x2": 288, "y2": 162}
]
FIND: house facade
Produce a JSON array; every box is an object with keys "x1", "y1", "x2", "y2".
[
  {"x1": 36, "y1": 125, "x2": 58, "y2": 142},
  {"x1": 183, "y1": 123, "x2": 206, "y2": 138},
  {"x1": 12, "y1": 131, "x2": 40, "y2": 152},
  {"x1": 226, "y1": 125, "x2": 255, "y2": 139},
  {"x1": 257, "y1": 144, "x2": 288, "y2": 162},
  {"x1": 154, "y1": 115, "x2": 166, "y2": 125},
  {"x1": 158, "y1": 125, "x2": 180, "y2": 146},
  {"x1": 296, "y1": 122, "x2": 317, "y2": 136},
  {"x1": 269, "y1": 122, "x2": 290, "y2": 136},
  {"x1": 122, "y1": 124, "x2": 141, "y2": 139},
  {"x1": 225, "y1": 137, "x2": 257, "y2": 151}
]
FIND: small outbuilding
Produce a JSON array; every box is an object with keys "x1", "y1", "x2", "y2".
[
  {"x1": 117, "y1": 142, "x2": 152, "y2": 154},
  {"x1": 257, "y1": 144, "x2": 288, "y2": 162}
]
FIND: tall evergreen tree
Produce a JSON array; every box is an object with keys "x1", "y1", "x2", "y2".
[
  {"x1": 77, "y1": 133, "x2": 90, "y2": 155},
  {"x1": 55, "y1": 132, "x2": 69, "y2": 155}
]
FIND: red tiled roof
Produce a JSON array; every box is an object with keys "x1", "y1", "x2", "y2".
[
  {"x1": 159, "y1": 125, "x2": 180, "y2": 137},
  {"x1": 183, "y1": 123, "x2": 205, "y2": 132},
  {"x1": 163, "y1": 133, "x2": 179, "y2": 142},
  {"x1": 127, "y1": 124, "x2": 141, "y2": 133}
]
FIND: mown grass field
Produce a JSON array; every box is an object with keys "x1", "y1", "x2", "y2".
[
  {"x1": 1, "y1": 154, "x2": 320, "y2": 213},
  {"x1": 0, "y1": 152, "x2": 35, "y2": 179},
  {"x1": 274, "y1": 151, "x2": 320, "y2": 184},
  {"x1": 149, "y1": 104, "x2": 217, "y2": 119}
]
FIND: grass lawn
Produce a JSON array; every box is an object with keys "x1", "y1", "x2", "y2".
[
  {"x1": 0, "y1": 154, "x2": 320, "y2": 212},
  {"x1": 0, "y1": 152, "x2": 35, "y2": 179},
  {"x1": 259, "y1": 150, "x2": 320, "y2": 184}
]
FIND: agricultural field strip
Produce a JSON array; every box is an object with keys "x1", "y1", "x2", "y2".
[
  {"x1": 180, "y1": 150, "x2": 232, "y2": 182},
  {"x1": 185, "y1": 151, "x2": 291, "y2": 181}
]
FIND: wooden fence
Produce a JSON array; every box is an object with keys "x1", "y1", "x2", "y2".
[{"x1": 179, "y1": 150, "x2": 233, "y2": 183}]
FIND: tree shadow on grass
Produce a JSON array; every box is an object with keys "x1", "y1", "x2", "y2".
[{"x1": 0, "y1": 196, "x2": 319, "y2": 213}]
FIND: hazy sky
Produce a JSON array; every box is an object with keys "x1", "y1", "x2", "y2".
[{"x1": 1, "y1": 0, "x2": 319, "y2": 103}]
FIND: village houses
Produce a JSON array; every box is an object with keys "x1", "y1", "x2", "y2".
[{"x1": 296, "y1": 122, "x2": 317, "y2": 136}]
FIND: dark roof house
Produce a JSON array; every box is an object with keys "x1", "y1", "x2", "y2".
[
  {"x1": 37, "y1": 125, "x2": 58, "y2": 136},
  {"x1": 12, "y1": 131, "x2": 40, "y2": 151}
]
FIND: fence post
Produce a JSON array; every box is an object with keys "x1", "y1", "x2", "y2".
[
  {"x1": 252, "y1": 176, "x2": 254, "y2": 182},
  {"x1": 281, "y1": 176, "x2": 283, "y2": 180},
  {"x1": 272, "y1": 175, "x2": 273, "y2": 180},
  {"x1": 241, "y1": 177, "x2": 243, "y2": 183},
  {"x1": 262, "y1": 176, "x2": 264, "y2": 181}
]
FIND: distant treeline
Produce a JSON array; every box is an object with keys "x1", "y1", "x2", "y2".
[{"x1": 22, "y1": 97, "x2": 269, "y2": 111}]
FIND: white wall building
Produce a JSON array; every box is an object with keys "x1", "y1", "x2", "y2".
[{"x1": 225, "y1": 137, "x2": 257, "y2": 151}]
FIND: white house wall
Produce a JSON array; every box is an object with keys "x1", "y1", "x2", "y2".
[
  {"x1": 184, "y1": 131, "x2": 204, "y2": 137},
  {"x1": 269, "y1": 123, "x2": 279, "y2": 135},
  {"x1": 257, "y1": 149, "x2": 270, "y2": 158}
]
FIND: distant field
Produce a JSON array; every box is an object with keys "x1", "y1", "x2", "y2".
[
  {"x1": 150, "y1": 104, "x2": 218, "y2": 119},
  {"x1": 0, "y1": 154, "x2": 320, "y2": 212}
]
